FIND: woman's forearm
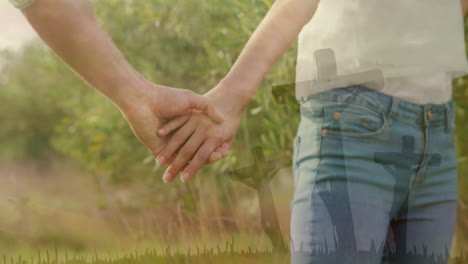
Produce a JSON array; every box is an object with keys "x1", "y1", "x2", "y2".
[
  {"x1": 21, "y1": 0, "x2": 147, "y2": 112},
  {"x1": 219, "y1": 0, "x2": 320, "y2": 106}
]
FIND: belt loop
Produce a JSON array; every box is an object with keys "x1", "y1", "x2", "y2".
[
  {"x1": 387, "y1": 97, "x2": 400, "y2": 126},
  {"x1": 421, "y1": 105, "x2": 426, "y2": 127},
  {"x1": 444, "y1": 102, "x2": 450, "y2": 133}
]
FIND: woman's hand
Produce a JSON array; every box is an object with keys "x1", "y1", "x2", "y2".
[{"x1": 156, "y1": 82, "x2": 249, "y2": 183}]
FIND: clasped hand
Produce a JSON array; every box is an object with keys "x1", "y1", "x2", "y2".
[{"x1": 154, "y1": 84, "x2": 244, "y2": 183}]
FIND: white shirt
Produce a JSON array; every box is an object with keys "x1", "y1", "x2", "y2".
[{"x1": 296, "y1": 0, "x2": 468, "y2": 104}]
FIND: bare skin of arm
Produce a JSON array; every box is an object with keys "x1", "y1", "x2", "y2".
[
  {"x1": 157, "y1": 0, "x2": 320, "y2": 182},
  {"x1": 462, "y1": 0, "x2": 468, "y2": 16},
  {"x1": 20, "y1": 0, "x2": 226, "y2": 158}
]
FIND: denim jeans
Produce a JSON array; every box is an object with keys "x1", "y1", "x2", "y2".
[{"x1": 290, "y1": 86, "x2": 458, "y2": 264}]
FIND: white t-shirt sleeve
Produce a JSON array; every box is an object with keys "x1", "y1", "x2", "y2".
[{"x1": 9, "y1": 0, "x2": 35, "y2": 9}]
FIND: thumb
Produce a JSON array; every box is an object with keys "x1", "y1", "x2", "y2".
[{"x1": 186, "y1": 91, "x2": 225, "y2": 123}]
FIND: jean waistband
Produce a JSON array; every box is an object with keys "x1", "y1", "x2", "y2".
[{"x1": 304, "y1": 85, "x2": 454, "y2": 128}]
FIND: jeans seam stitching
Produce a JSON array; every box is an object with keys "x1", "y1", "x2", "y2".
[{"x1": 307, "y1": 116, "x2": 324, "y2": 244}]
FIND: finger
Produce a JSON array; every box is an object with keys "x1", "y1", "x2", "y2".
[
  {"x1": 156, "y1": 120, "x2": 197, "y2": 166},
  {"x1": 157, "y1": 115, "x2": 191, "y2": 137},
  {"x1": 208, "y1": 143, "x2": 229, "y2": 163},
  {"x1": 208, "y1": 142, "x2": 231, "y2": 163},
  {"x1": 220, "y1": 142, "x2": 230, "y2": 156},
  {"x1": 162, "y1": 130, "x2": 207, "y2": 183},
  {"x1": 152, "y1": 143, "x2": 167, "y2": 157},
  {"x1": 186, "y1": 91, "x2": 224, "y2": 123},
  {"x1": 180, "y1": 139, "x2": 220, "y2": 182},
  {"x1": 158, "y1": 151, "x2": 177, "y2": 166},
  {"x1": 207, "y1": 151, "x2": 223, "y2": 164},
  {"x1": 205, "y1": 104, "x2": 225, "y2": 124}
]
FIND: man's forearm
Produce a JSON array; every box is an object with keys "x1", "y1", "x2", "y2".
[
  {"x1": 21, "y1": 0, "x2": 146, "y2": 112},
  {"x1": 462, "y1": 0, "x2": 468, "y2": 16},
  {"x1": 220, "y1": 0, "x2": 320, "y2": 105}
]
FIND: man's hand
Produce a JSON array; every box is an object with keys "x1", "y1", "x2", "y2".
[
  {"x1": 156, "y1": 82, "x2": 247, "y2": 183},
  {"x1": 18, "y1": 0, "x2": 225, "y2": 156}
]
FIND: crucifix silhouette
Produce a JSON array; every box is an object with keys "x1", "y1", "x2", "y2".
[
  {"x1": 271, "y1": 48, "x2": 384, "y2": 112},
  {"x1": 312, "y1": 85, "x2": 393, "y2": 256},
  {"x1": 229, "y1": 146, "x2": 291, "y2": 252},
  {"x1": 374, "y1": 135, "x2": 441, "y2": 259},
  {"x1": 269, "y1": 48, "x2": 386, "y2": 256}
]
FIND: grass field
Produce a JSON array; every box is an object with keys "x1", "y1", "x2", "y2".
[
  {"x1": 0, "y1": 160, "x2": 466, "y2": 264},
  {"x1": 0, "y1": 160, "x2": 290, "y2": 263},
  {"x1": 3, "y1": 249, "x2": 468, "y2": 264}
]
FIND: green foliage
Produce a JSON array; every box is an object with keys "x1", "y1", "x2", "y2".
[
  {"x1": 0, "y1": 44, "x2": 70, "y2": 160},
  {"x1": 453, "y1": 18, "x2": 468, "y2": 197},
  {"x1": 0, "y1": 0, "x2": 467, "y2": 191},
  {"x1": 1, "y1": 0, "x2": 298, "y2": 183}
]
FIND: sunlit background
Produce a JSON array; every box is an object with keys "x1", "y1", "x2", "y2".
[
  {"x1": 0, "y1": 1, "x2": 467, "y2": 263},
  {"x1": 0, "y1": 2, "x2": 36, "y2": 51},
  {"x1": 0, "y1": 1, "x2": 296, "y2": 260}
]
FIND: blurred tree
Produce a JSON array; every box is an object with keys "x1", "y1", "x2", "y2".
[
  {"x1": 0, "y1": 0, "x2": 467, "y2": 249},
  {"x1": 0, "y1": 0, "x2": 298, "y2": 220}
]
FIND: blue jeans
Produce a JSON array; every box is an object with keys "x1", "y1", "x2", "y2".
[{"x1": 290, "y1": 86, "x2": 458, "y2": 264}]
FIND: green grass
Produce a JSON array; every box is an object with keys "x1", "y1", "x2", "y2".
[
  {"x1": 5, "y1": 249, "x2": 468, "y2": 264},
  {"x1": 4, "y1": 248, "x2": 290, "y2": 264}
]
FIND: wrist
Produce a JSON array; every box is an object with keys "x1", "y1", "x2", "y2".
[
  {"x1": 213, "y1": 77, "x2": 257, "y2": 112},
  {"x1": 107, "y1": 74, "x2": 153, "y2": 114}
]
